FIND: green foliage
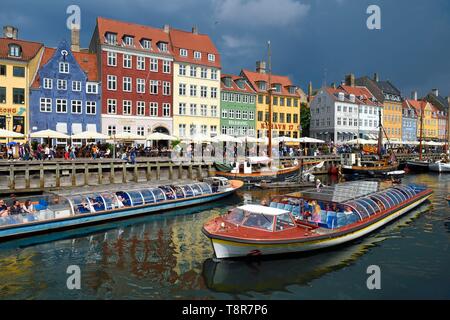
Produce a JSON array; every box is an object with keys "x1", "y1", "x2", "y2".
[{"x1": 300, "y1": 103, "x2": 310, "y2": 137}]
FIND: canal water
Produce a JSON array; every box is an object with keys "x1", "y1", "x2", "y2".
[{"x1": 0, "y1": 174, "x2": 449, "y2": 299}]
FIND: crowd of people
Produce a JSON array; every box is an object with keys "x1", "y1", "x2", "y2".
[{"x1": 0, "y1": 195, "x2": 35, "y2": 218}]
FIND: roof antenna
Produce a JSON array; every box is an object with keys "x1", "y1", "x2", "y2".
[{"x1": 322, "y1": 68, "x2": 327, "y2": 88}]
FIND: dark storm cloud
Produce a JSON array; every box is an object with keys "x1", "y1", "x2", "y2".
[{"x1": 2, "y1": 0, "x2": 449, "y2": 97}]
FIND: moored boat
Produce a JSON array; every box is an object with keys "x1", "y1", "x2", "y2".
[
  {"x1": 202, "y1": 181, "x2": 432, "y2": 259},
  {"x1": 429, "y1": 160, "x2": 450, "y2": 173},
  {"x1": 0, "y1": 177, "x2": 243, "y2": 242},
  {"x1": 406, "y1": 159, "x2": 430, "y2": 172},
  {"x1": 254, "y1": 180, "x2": 315, "y2": 189}
]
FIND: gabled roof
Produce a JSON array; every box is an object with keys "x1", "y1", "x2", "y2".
[
  {"x1": 0, "y1": 37, "x2": 43, "y2": 62},
  {"x1": 96, "y1": 17, "x2": 173, "y2": 56},
  {"x1": 339, "y1": 85, "x2": 381, "y2": 106},
  {"x1": 404, "y1": 99, "x2": 430, "y2": 117},
  {"x1": 425, "y1": 91, "x2": 449, "y2": 111},
  {"x1": 31, "y1": 47, "x2": 99, "y2": 88},
  {"x1": 375, "y1": 80, "x2": 401, "y2": 96},
  {"x1": 325, "y1": 87, "x2": 358, "y2": 105},
  {"x1": 169, "y1": 28, "x2": 220, "y2": 68},
  {"x1": 221, "y1": 74, "x2": 256, "y2": 93},
  {"x1": 241, "y1": 69, "x2": 300, "y2": 97}
]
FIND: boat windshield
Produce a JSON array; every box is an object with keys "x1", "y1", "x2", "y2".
[
  {"x1": 225, "y1": 208, "x2": 246, "y2": 225},
  {"x1": 242, "y1": 212, "x2": 274, "y2": 231},
  {"x1": 275, "y1": 213, "x2": 296, "y2": 231}
]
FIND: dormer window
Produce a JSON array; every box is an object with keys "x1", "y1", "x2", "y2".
[
  {"x1": 123, "y1": 35, "x2": 134, "y2": 46},
  {"x1": 158, "y1": 42, "x2": 168, "y2": 52},
  {"x1": 8, "y1": 44, "x2": 21, "y2": 57},
  {"x1": 236, "y1": 79, "x2": 245, "y2": 90},
  {"x1": 208, "y1": 54, "x2": 215, "y2": 62},
  {"x1": 180, "y1": 49, "x2": 188, "y2": 57},
  {"x1": 258, "y1": 81, "x2": 267, "y2": 91},
  {"x1": 59, "y1": 62, "x2": 69, "y2": 74},
  {"x1": 105, "y1": 32, "x2": 117, "y2": 45},
  {"x1": 141, "y1": 39, "x2": 152, "y2": 49},
  {"x1": 223, "y1": 77, "x2": 232, "y2": 88},
  {"x1": 273, "y1": 84, "x2": 282, "y2": 93},
  {"x1": 194, "y1": 51, "x2": 201, "y2": 60}
]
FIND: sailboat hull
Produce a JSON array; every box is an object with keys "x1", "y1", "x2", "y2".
[
  {"x1": 406, "y1": 160, "x2": 430, "y2": 172},
  {"x1": 429, "y1": 162, "x2": 450, "y2": 172}
]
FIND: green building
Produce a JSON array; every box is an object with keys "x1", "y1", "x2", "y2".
[{"x1": 220, "y1": 74, "x2": 256, "y2": 137}]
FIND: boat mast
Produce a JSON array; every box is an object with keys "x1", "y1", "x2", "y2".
[
  {"x1": 267, "y1": 40, "x2": 273, "y2": 158},
  {"x1": 377, "y1": 108, "x2": 383, "y2": 158},
  {"x1": 419, "y1": 103, "x2": 424, "y2": 161}
]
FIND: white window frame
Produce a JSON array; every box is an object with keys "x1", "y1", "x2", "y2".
[
  {"x1": 107, "y1": 75, "x2": 117, "y2": 91},
  {"x1": 43, "y1": 78, "x2": 52, "y2": 89},
  {"x1": 86, "y1": 101, "x2": 97, "y2": 115},
  {"x1": 194, "y1": 51, "x2": 201, "y2": 60},
  {"x1": 56, "y1": 99, "x2": 67, "y2": 113},
  {"x1": 137, "y1": 56, "x2": 145, "y2": 70},
  {"x1": 57, "y1": 79, "x2": 67, "y2": 90},
  {"x1": 107, "y1": 99, "x2": 117, "y2": 114},
  {"x1": 123, "y1": 77, "x2": 132, "y2": 92},
  {"x1": 71, "y1": 100, "x2": 82, "y2": 114},
  {"x1": 123, "y1": 54, "x2": 132, "y2": 69},
  {"x1": 163, "y1": 103, "x2": 170, "y2": 117},
  {"x1": 72, "y1": 80, "x2": 81, "y2": 92},
  {"x1": 180, "y1": 49, "x2": 188, "y2": 57},
  {"x1": 150, "y1": 58, "x2": 158, "y2": 72},
  {"x1": 149, "y1": 80, "x2": 158, "y2": 94},
  {"x1": 40, "y1": 97, "x2": 52, "y2": 112},
  {"x1": 149, "y1": 102, "x2": 158, "y2": 116},
  {"x1": 137, "y1": 78, "x2": 145, "y2": 94},
  {"x1": 123, "y1": 100, "x2": 132, "y2": 115},
  {"x1": 86, "y1": 82, "x2": 98, "y2": 94},
  {"x1": 59, "y1": 62, "x2": 69, "y2": 74},
  {"x1": 137, "y1": 101, "x2": 146, "y2": 116},
  {"x1": 107, "y1": 52, "x2": 117, "y2": 66},
  {"x1": 163, "y1": 60, "x2": 171, "y2": 74}
]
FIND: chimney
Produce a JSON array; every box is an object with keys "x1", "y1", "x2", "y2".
[
  {"x1": 163, "y1": 24, "x2": 170, "y2": 33},
  {"x1": 331, "y1": 82, "x2": 336, "y2": 89},
  {"x1": 308, "y1": 81, "x2": 313, "y2": 96},
  {"x1": 432, "y1": 88, "x2": 439, "y2": 97},
  {"x1": 373, "y1": 73, "x2": 379, "y2": 82},
  {"x1": 70, "y1": 26, "x2": 80, "y2": 52},
  {"x1": 192, "y1": 26, "x2": 198, "y2": 35},
  {"x1": 345, "y1": 73, "x2": 355, "y2": 87},
  {"x1": 256, "y1": 61, "x2": 266, "y2": 74},
  {"x1": 411, "y1": 91, "x2": 418, "y2": 100},
  {"x1": 3, "y1": 25, "x2": 18, "y2": 39}
]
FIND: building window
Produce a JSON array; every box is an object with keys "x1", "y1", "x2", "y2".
[
  {"x1": 43, "y1": 78, "x2": 53, "y2": 89},
  {"x1": 208, "y1": 54, "x2": 215, "y2": 62},
  {"x1": 190, "y1": 124, "x2": 197, "y2": 135},
  {"x1": 163, "y1": 81, "x2": 171, "y2": 96},
  {"x1": 201, "y1": 104, "x2": 207, "y2": 117},
  {"x1": 56, "y1": 99, "x2": 67, "y2": 113},
  {"x1": 123, "y1": 36, "x2": 134, "y2": 46},
  {"x1": 0, "y1": 87, "x2": 5, "y2": 103},
  {"x1": 141, "y1": 39, "x2": 151, "y2": 49},
  {"x1": 229, "y1": 110, "x2": 235, "y2": 119},
  {"x1": 257, "y1": 111, "x2": 263, "y2": 121},
  {"x1": 123, "y1": 54, "x2": 132, "y2": 68},
  {"x1": 179, "y1": 103, "x2": 186, "y2": 115},
  {"x1": 71, "y1": 100, "x2": 82, "y2": 114},
  {"x1": 211, "y1": 69, "x2": 218, "y2": 80},
  {"x1": 163, "y1": 61, "x2": 171, "y2": 74},
  {"x1": 123, "y1": 77, "x2": 132, "y2": 92},
  {"x1": 123, "y1": 126, "x2": 131, "y2": 133},
  {"x1": 13, "y1": 66, "x2": 25, "y2": 77},
  {"x1": 211, "y1": 105, "x2": 217, "y2": 117},
  {"x1": 107, "y1": 99, "x2": 117, "y2": 114},
  {"x1": 211, "y1": 87, "x2": 217, "y2": 99},
  {"x1": 40, "y1": 98, "x2": 52, "y2": 112},
  {"x1": 149, "y1": 102, "x2": 158, "y2": 116},
  {"x1": 105, "y1": 33, "x2": 117, "y2": 45},
  {"x1": 108, "y1": 125, "x2": 116, "y2": 136},
  {"x1": 210, "y1": 125, "x2": 217, "y2": 136},
  {"x1": 57, "y1": 79, "x2": 67, "y2": 90},
  {"x1": 179, "y1": 83, "x2": 186, "y2": 96},
  {"x1": 190, "y1": 65, "x2": 197, "y2": 77},
  {"x1": 242, "y1": 111, "x2": 248, "y2": 120},
  {"x1": 190, "y1": 85, "x2": 197, "y2": 97},
  {"x1": 136, "y1": 126, "x2": 145, "y2": 136},
  {"x1": 0, "y1": 65, "x2": 6, "y2": 76},
  {"x1": 179, "y1": 124, "x2": 186, "y2": 136},
  {"x1": 107, "y1": 75, "x2": 117, "y2": 91},
  {"x1": 107, "y1": 52, "x2": 117, "y2": 66},
  {"x1": 150, "y1": 80, "x2": 158, "y2": 94},
  {"x1": 201, "y1": 125, "x2": 207, "y2": 135},
  {"x1": 123, "y1": 100, "x2": 132, "y2": 115},
  {"x1": 194, "y1": 51, "x2": 201, "y2": 60},
  {"x1": 136, "y1": 101, "x2": 146, "y2": 116},
  {"x1": 158, "y1": 42, "x2": 168, "y2": 52},
  {"x1": 163, "y1": 103, "x2": 170, "y2": 117},
  {"x1": 180, "y1": 48, "x2": 188, "y2": 57},
  {"x1": 12, "y1": 88, "x2": 24, "y2": 104},
  {"x1": 222, "y1": 109, "x2": 228, "y2": 119},
  {"x1": 150, "y1": 58, "x2": 158, "y2": 72},
  {"x1": 200, "y1": 86, "x2": 207, "y2": 98},
  {"x1": 86, "y1": 82, "x2": 98, "y2": 94},
  {"x1": 190, "y1": 104, "x2": 197, "y2": 116},
  {"x1": 201, "y1": 68, "x2": 207, "y2": 79},
  {"x1": 179, "y1": 65, "x2": 186, "y2": 76},
  {"x1": 222, "y1": 126, "x2": 227, "y2": 134},
  {"x1": 72, "y1": 81, "x2": 81, "y2": 91},
  {"x1": 249, "y1": 111, "x2": 255, "y2": 120},
  {"x1": 59, "y1": 62, "x2": 69, "y2": 73},
  {"x1": 9, "y1": 44, "x2": 21, "y2": 57},
  {"x1": 137, "y1": 56, "x2": 145, "y2": 70},
  {"x1": 137, "y1": 78, "x2": 145, "y2": 93}
]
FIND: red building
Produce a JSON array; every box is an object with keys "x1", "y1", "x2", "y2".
[{"x1": 89, "y1": 17, "x2": 174, "y2": 138}]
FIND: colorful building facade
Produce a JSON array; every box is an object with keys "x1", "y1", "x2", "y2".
[
  {"x1": 402, "y1": 100, "x2": 418, "y2": 141},
  {"x1": 89, "y1": 17, "x2": 174, "y2": 138},
  {"x1": 220, "y1": 74, "x2": 256, "y2": 137},
  {"x1": 170, "y1": 27, "x2": 221, "y2": 138},
  {"x1": 242, "y1": 62, "x2": 301, "y2": 139},
  {"x1": 408, "y1": 100, "x2": 437, "y2": 140},
  {"x1": 29, "y1": 41, "x2": 101, "y2": 141},
  {"x1": 0, "y1": 27, "x2": 43, "y2": 142}
]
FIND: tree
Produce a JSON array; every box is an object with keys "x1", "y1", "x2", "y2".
[{"x1": 300, "y1": 103, "x2": 310, "y2": 137}]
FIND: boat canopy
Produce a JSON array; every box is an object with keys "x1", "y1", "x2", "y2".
[{"x1": 237, "y1": 204, "x2": 290, "y2": 216}]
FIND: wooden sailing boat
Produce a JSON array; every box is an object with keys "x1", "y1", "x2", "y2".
[
  {"x1": 429, "y1": 109, "x2": 450, "y2": 172},
  {"x1": 407, "y1": 101, "x2": 430, "y2": 172},
  {"x1": 213, "y1": 41, "x2": 301, "y2": 184}
]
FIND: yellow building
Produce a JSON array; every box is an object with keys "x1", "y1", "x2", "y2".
[
  {"x1": 0, "y1": 27, "x2": 43, "y2": 142},
  {"x1": 410, "y1": 100, "x2": 438, "y2": 140},
  {"x1": 383, "y1": 100, "x2": 403, "y2": 140},
  {"x1": 169, "y1": 27, "x2": 221, "y2": 138},
  {"x1": 242, "y1": 62, "x2": 301, "y2": 139}
]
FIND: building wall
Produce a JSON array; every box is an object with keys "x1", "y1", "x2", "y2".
[
  {"x1": 220, "y1": 89, "x2": 256, "y2": 136},
  {"x1": 172, "y1": 62, "x2": 221, "y2": 137},
  {"x1": 100, "y1": 46, "x2": 173, "y2": 136},
  {"x1": 29, "y1": 42, "x2": 101, "y2": 139},
  {"x1": 383, "y1": 101, "x2": 403, "y2": 139},
  {"x1": 417, "y1": 102, "x2": 438, "y2": 139}
]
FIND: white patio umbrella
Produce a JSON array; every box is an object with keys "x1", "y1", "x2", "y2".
[
  {"x1": 424, "y1": 141, "x2": 442, "y2": 146},
  {"x1": 214, "y1": 134, "x2": 242, "y2": 143},
  {"x1": 146, "y1": 132, "x2": 178, "y2": 141},
  {"x1": 298, "y1": 137, "x2": 325, "y2": 144},
  {"x1": 347, "y1": 138, "x2": 377, "y2": 145},
  {"x1": 71, "y1": 131, "x2": 110, "y2": 140},
  {"x1": 273, "y1": 136, "x2": 297, "y2": 143},
  {"x1": 113, "y1": 132, "x2": 146, "y2": 141},
  {"x1": 239, "y1": 136, "x2": 267, "y2": 143},
  {"x1": 188, "y1": 133, "x2": 218, "y2": 143},
  {"x1": 0, "y1": 128, "x2": 24, "y2": 139},
  {"x1": 403, "y1": 140, "x2": 420, "y2": 145},
  {"x1": 30, "y1": 129, "x2": 70, "y2": 139}
]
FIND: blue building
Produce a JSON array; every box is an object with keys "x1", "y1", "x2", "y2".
[
  {"x1": 402, "y1": 99, "x2": 418, "y2": 141},
  {"x1": 30, "y1": 40, "x2": 101, "y2": 144}
]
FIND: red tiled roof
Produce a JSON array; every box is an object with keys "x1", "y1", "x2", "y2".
[
  {"x1": 31, "y1": 47, "x2": 99, "y2": 88},
  {"x1": 241, "y1": 69, "x2": 300, "y2": 97},
  {"x1": 339, "y1": 85, "x2": 381, "y2": 106},
  {"x1": 0, "y1": 37, "x2": 43, "y2": 62},
  {"x1": 96, "y1": 17, "x2": 173, "y2": 56},
  {"x1": 169, "y1": 28, "x2": 220, "y2": 68},
  {"x1": 221, "y1": 74, "x2": 255, "y2": 93},
  {"x1": 325, "y1": 87, "x2": 358, "y2": 104}
]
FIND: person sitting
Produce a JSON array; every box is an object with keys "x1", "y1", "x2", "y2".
[
  {"x1": 9, "y1": 201, "x2": 23, "y2": 215},
  {"x1": 78, "y1": 201, "x2": 91, "y2": 213},
  {"x1": 0, "y1": 200, "x2": 8, "y2": 217},
  {"x1": 311, "y1": 201, "x2": 322, "y2": 224},
  {"x1": 22, "y1": 200, "x2": 35, "y2": 214},
  {"x1": 115, "y1": 195, "x2": 125, "y2": 208}
]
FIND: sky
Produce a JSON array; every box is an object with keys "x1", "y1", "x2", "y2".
[{"x1": 1, "y1": 0, "x2": 449, "y2": 98}]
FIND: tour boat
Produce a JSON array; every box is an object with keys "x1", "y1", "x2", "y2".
[
  {"x1": 202, "y1": 181, "x2": 432, "y2": 259},
  {"x1": 341, "y1": 160, "x2": 399, "y2": 177},
  {"x1": 0, "y1": 177, "x2": 243, "y2": 242},
  {"x1": 406, "y1": 159, "x2": 430, "y2": 172},
  {"x1": 429, "y1": 160, "x2": 450, "y2": 173},
  {"x1": 212, "y1": 156, "x2": 302, "y2": 184}
]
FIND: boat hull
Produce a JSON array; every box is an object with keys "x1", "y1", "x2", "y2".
[
  {"x1": 205, "y1": 191, "x2": 431, "y2": 259},
  {"x1": 0, "y1": 182, "x2": 243, "y2": 242},
  {"x1": 429, "y1": 162, "x2": 450, "y2": 173},
  {"x1": 406, "y1": 161, "x2": 430, "y2": 172},
  {"x1": 212, "y1": 165, "x2": 301, "y2": 184},
  {"x1": 341, "y1": 164, "x2": 399, "y2": 177}
]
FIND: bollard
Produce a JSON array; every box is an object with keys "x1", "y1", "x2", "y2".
[
  {"x1": 84, "y1": 163, "x2": 89, "y2": 186},
  {"x1": 40, "y1": 164, "x2": 45, "y2": 189},
  {"x1": 146, "y1": 162, "x2": 151, "y2": 181},
  {"x1": 98, "y1": 163, "x2": 102, "y2": 185},
  {"x1": 56, "y1": 163, "x2": 61, "y2": 187},
  {"x1": 110, "y1": 162, "x2": 115, "y2": 184},
  {"x1": 72, "y1": 163, "x2": 76, "y2": 186}
]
